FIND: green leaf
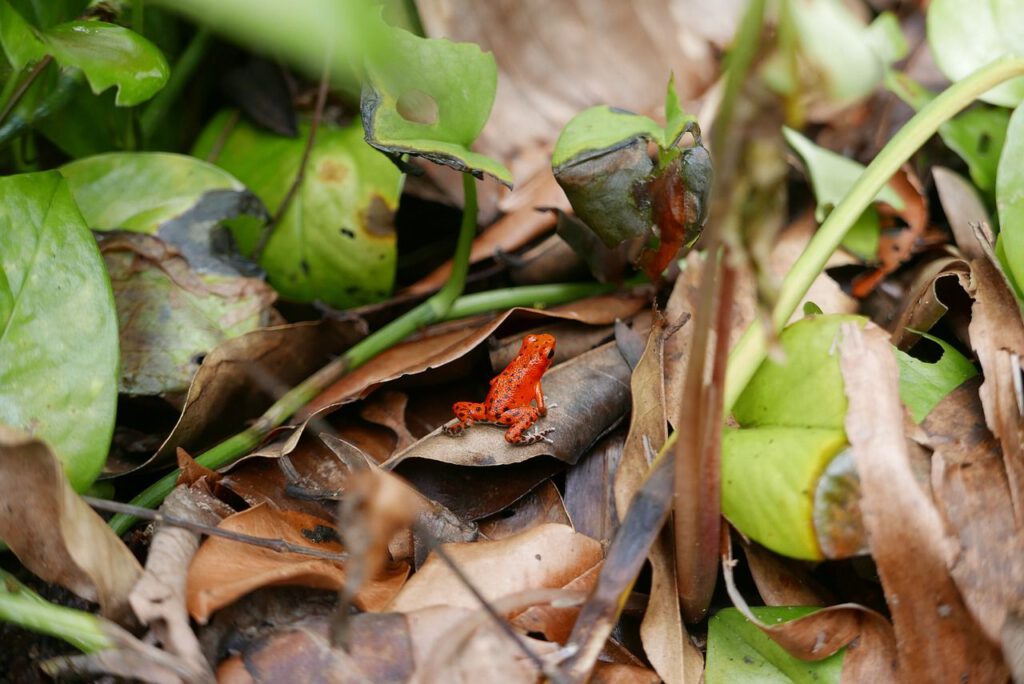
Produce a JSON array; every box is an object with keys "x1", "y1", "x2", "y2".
[
  {"x1": 788, "y1": 0, "x2": 906, "y2": 105},
  {"x1": 733, "y1": 314, "x2": 865, "y2": 430},
  {"x1": 194, "y1": 111, "x2": 404, "y2": 308},
  {"x1": 722, "y1": 427, "x2": 847, "y2": 560},
  {"x1": 886, "y1": 71, "x2": 1009, "y2": 195},
  {"x1": 552, "y1": 105, "x2": 664, "y2": 170},
  {"x1": 896, "y1": 333, "x2": 978, "y2": 423},
  {"x1": 361, "y1": 23, "x2": 511, "y2": 186},
  {"x1": 928, "y1": 0, "x2": 1024, "y2": 108},
  {"x1": 996, "y1": 102, "x2": 1024, "y2": 299},
  {"x1": 706, "y1": 607, "x2": 844, "y2": 684},
  {"x1": 0, "y1": 171, "x2": 118, "y2": 491},
  {"x1": 664, "y1": 73, "x2": 696, "y2": 147},
  {"x1": 0, "y1": 60, "x2": 78, "y2": 147},
  {"x1": 783, "y1": 127, "x2": 905, "y2": 259},
  {"x1": 0, "y1": 1, "x2": 169, "y2": 106}
]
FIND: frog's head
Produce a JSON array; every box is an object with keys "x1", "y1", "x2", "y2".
[{"x1": 523, "y1": 333, "x2": 557, "y2": 363}]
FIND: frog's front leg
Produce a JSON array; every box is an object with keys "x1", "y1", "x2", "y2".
[
  {"x1": 444, "y1": 401, "x2": 486, "y2": 436},
  {"x1": 499, "y1": 406, "x2": 554, "y2": 445}
]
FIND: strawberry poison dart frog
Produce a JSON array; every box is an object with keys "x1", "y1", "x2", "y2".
[{"x1": 443, "y1": 333, "x2": 557, "y2": 445}]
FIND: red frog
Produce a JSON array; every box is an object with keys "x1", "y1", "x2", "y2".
[{"x1": 443, "y1": 333, "x2": 557, "y2": 445}]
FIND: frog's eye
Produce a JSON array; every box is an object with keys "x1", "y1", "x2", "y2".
[{"x1": 546, "y1": 348, "x2": 555, "y2": 359}]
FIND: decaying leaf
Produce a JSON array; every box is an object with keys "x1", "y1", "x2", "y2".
[
  {"x1": 839, "y1": 322, "x2": 1008, "y2": 681},
  {"x1": 0, "y1": 426, "x2": 141, "y2": 621}
]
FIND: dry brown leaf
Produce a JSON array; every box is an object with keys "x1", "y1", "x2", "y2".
[
  {"x1": 642, "y1": 529, "x2": 703, "y2": 684},
  {"x1": 106, "y1": 319, "x2": 364, "y2": 476},
  {"x1": 384, "y1": 340, "x2": 631, "y2": 471},
  {"x1": 477, "y1": 480, "x2": 571, "y2": 540},
  {"x1": 839, "y1": 322, "x2": 1008, "y2": 681},
  {"x1": 187, "y1": 504, "x2": 409, "y2": 623},
  {"x1": 888, "y1": 255, "x2": 971, "y2": 350},
  {"x1": 966, "y1": 239, "x2": 1024, "y2": 521},
  {"x1": 388, "y1": 523, "x2": 602, "y2": 614},
  {"x1": 923, "y1": 379, "x2": 1024, "y2": 646},
  {"x1": 590, "y1": 662, "x2": 662, "y2": 684},
  {"x1": 129, "y1": 486, "x2": 229, "y2": 680},
  {"x1": 306, "y1": 297, "x2": 645, "y2": 414},
  {"x1": 564, "y1": 429, "x2": 626, "y2": 545},
  {"x1": 933, "y1": 166, "x2": 991, "y2": 260},
  {"x1": 358, "y1": 390, "x2": 416, "y2": 453},
  {"x1": 0, "y1": 426, "x2": 142, "y2": 621},
  {"x1": 738, "y1": 538, "x2": 832, "y2": 607}
]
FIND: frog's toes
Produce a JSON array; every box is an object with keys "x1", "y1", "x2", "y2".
[
  {"x1": 520, "y1": 426, "x2": 555, "y2": 445},
  {"x1": 442, "y1": 419, "x2": 467, "y2": 436}
]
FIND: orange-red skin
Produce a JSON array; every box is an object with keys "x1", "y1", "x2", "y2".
[{"x1": 447, "y1": 333, "x2": 556, "y2": 443}]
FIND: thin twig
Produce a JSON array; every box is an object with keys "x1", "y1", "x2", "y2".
[
  {"x1": 251, "y1": 60, "x2": 332, "y2": 260},
  {"x1": 0, "y1": 56, "x2": 53, "y2": 129},
  {"x1": 84, "y1": 497, "x2": 347, "y2": 563}
]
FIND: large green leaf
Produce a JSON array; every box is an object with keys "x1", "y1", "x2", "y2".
[
  {"x1": 551, "y1": 106, "x2": 664, "y2": 170},
  {"x1": 722, "y1": 427, "x2": 847, "y2": 560},
  {"x1": 194, "y1": 112, "x2": 404, "y2": 308},
  {"x1": 706, "y1": 607, "x2": 844, "y2": 684},
  {"x1": 0, "y1": 171, "x2": 118, "y2": 491},
  {"x1": 896, "y1": 333, "x2": 978, "y2": 423},
  {"x1": 783, "y1": 128, "x2": 904, "y2": 259},
  {"x1": 733, "y1": 314, "x2": 865, "y2": 430},
  {"x1": 928, "y1": 0, "x2": 1024, "y2": 108},
  {"x1": 361, "y1": 23, "x2": 512, "y2": 186},
  {"x1": 996, "y1": 103, "x2": 1024, "y2": 298},
  {"x1": 0, "y1": 0, "x2": 168, "y2": 106}
]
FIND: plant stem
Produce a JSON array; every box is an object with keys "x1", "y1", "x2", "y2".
[
  {"x1": 0, "y1": 570, "x2": 113, "y2": 653},
  {"x1": 139, "y1": 28, "x2": 211, "y2": 142},
  {"x1": 723, "y1": 55, "x2": 1024, "y2": 413},
  {"x1": 0, "y1": 56, "x2": 52, "y2": 130}
]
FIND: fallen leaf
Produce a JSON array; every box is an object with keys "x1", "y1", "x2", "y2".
[
  {"x1": 187, "y1": 504, "x2": 409, "y2": 624},
  {"x1": 388, "y1": 523, "x2": 602, "y2": 614},
  {"x1": 966, "y1": 237, "x2": 1024, "y2": 521},
  {"x1": 887, "y1": 255, "x2": 971, "y2": 350},
  {"x1": 738, "y1": 538, "x2": 832, "y2": 607},
  {"x1": 105, "y1": 318, "x2": 364, "y2": 476},
  {"x1": 359, "y1": 390, "x2": 417, "y2": 453},
  {"x1": 563, "y1": 429, "x2": 626, "y2": 545},
  {"x1": 923, "y1": 379, "x2": 1024, "y2": 646},
  {"x1": 477, "y1": 480, "x2": 571, "y2": 540},
  {"x1": 839, "y1": 322, "x2": 1008, "y2": 681},
  {"x1": 0, "y1": 426, "x2": 141, "y2": 621},
  {"x1": 96, "y1": 230, "x2": 276, "y2": 397},
  {"x1": 933, "y1": 166, "x2": 990, "y2": 260},
  {"x1": 129, "y1": 485, "x2": 228, "y2": 680}
]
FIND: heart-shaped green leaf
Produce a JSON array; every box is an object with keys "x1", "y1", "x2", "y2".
[
  {"x1": 194, "y1": 112, "x2": 404, "y2": 308},
  {"x1": 928, "y1": 0, "x2": 1024, "y2": 108},
  {"x1": 0, "y1": 1, "x2": 168, "y2": 106},
  {"x1": 0, "y1": 171, "x2": 118, "y2": 491},
  {"x1": 361, "y1": 24, "x2": 511, "y2": 186},
  {"x1": 706, "y1": 607, "x2": 844, "y2": 684}
]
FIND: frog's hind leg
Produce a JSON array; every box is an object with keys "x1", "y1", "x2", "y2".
[
  {"x1": 499, "y1": 406, "x2": 554, "y2": 445},
  {"x1": 444, "y1": 401, "x2": 486, "y2": 436}
]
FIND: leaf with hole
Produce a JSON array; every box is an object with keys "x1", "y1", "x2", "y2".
[{"x1": 896, "y1": 333, "x2": 978, "y2": 423}]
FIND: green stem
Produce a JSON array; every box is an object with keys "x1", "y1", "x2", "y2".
[
  {"x1": 722, "y1": 55, "x2": 1024, "y2": 413},
  {"x1": 0, "y1": 570, "x2": 113, "y2": 653},
  {"x1": 139, "y1": 28, "x2": 211, "y2": 142},
  {"x1": 111, "y1": 175, "x2": 495, "y2": 535}
]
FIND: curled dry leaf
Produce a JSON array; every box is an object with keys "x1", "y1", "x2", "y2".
[
  {"x1": 129, "y1": 485, "x2": 229, "y2": 680},
  {"x1": 0, "y1": 426, "x2": 141, "y2": 621},
  {"x1": 888, "y1": 255, "x2": 971, "y2": 350},
  {"x1": 105, "y1": 318, "x2": 365, "y2": 476},
  {"x1": 187, "y1": 504, "x2": 409, "y2": 624},
  {"x1": 966, "y1": 238, "x2": 1024, "y2": 521},
  {"x1": 738, "y1": 537, "x2": 832, "y2": 607},
  {"x1": 839, "y1": 322, "x2": 1008, "y2": 681},
  {"x1": 923, "y1": 379, "x2": 1024, "y2": 647}
]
